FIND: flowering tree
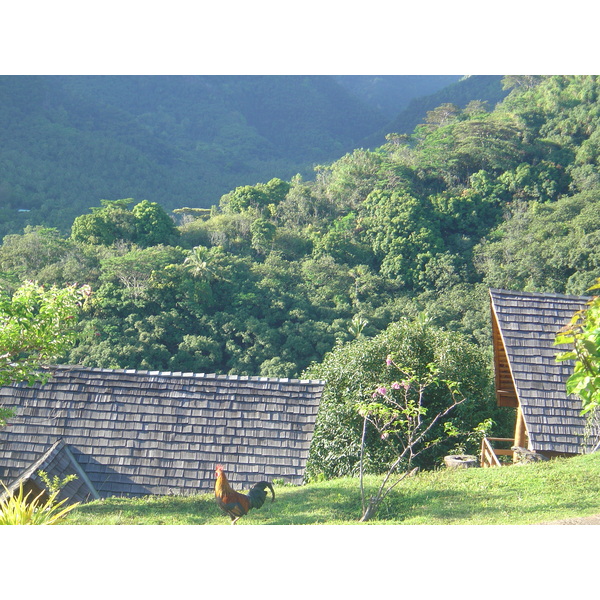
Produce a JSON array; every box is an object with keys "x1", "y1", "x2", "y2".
[
  {"x1": 555, "y1": 278, "x2": 600, "y2": 451},
  {"x1": 356, "y1": 355, "x2": 466, "y2": 522}
]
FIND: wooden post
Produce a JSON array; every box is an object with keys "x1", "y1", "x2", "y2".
[{"x1": 513, "y1": 406, "x2": 528, "y2": 462}]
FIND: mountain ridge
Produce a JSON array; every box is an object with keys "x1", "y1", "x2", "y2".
[{"x1": 0, "y1": 75, "x2": 499, "y2": 236}]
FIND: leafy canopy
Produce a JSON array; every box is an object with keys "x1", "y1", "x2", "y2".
[
  {"x1": 0, "y1": 280, "x2": 90, "y2": 426},
  {"x1": 0, "y1": 280, "x2": 91, "y2": 385},
  {"x1": 71, "y1": 199, "x2": 179, "y2": 247}
]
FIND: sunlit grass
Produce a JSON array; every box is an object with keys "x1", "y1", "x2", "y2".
[{"x1": 62, "y1": 452, "x2": 600, "y2": 525}]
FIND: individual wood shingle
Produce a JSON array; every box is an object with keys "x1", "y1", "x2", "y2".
[{"x1": 0, "y1": 366, "x2": 324, "y2": 501}]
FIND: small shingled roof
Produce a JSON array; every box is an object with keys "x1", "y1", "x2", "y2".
[
  {"x1": 489, "y1": 288, "x2": 592, "y2": 455},
  {"x1": 1, "y1": 438, "x2": 100, "y2": 504},
  {"x1": 0, "y1": 366, "x2": 324, "y2": 501}
]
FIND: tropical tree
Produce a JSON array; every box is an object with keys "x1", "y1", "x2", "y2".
[
  {"x1": 131, "y1": 199, "x2": 180, "y2": 246},
  {"x1": 99, "y1": 245, "x2": 185, "y2": 300},
  {"x1": 183, "y1": 245, "x2": 226, "y2": 282},
  {"x1": 501, "y1": 75, "x2": 543, "y2": 91},
  {"x1": 424, "y1": 103, "x2": 461, "y2": 129},
  {"x1": 71, "y1": 199, "x2": 137, "y2": 246},
  {"x1": 250, "y1": 218, "x2": 276, "y2": 256},
  {"x1": 218, "y1": 178, "x2": 291, "y2": 217},
  {"x1": 220, "y1": 184, "x2": 269, "y2": 214},
  {"x1": 71, "y1": 199, "x2": 178, "y2": 247}
]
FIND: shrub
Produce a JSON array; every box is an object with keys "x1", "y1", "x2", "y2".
[
  {"x1": 304, "y1": 316, "x2": 510, "y2": 480},
  {"x1": 0, "y1": 482, "x2": 80, "y2": 525}
]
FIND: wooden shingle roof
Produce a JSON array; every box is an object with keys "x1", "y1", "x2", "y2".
[
  {"x1": 0, "y1": 366, "x2": 324, "y2": 500},
  {"x1": 1, "y1": 438, "x2": 100, "y2": 504},
  {"x1": 489, "y1": 288, "x2": 591, "y2": 455}
]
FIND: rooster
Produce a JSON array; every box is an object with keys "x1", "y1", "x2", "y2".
[{"x1": 214, "y1": 464, "x2": 275, "y2": 525}]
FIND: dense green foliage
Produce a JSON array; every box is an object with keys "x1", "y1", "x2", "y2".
[
  {"x1": 3, "y1": 75, "x2": 600, "y2": 475},
  {"x1": 1, "y1": 75, "x2": 467, "y2": 238},
  {"x1": 0, "y1": 281, "x2": 90, "y2": 386},
  {"x1": 373, "y1": 74, "x2": 508, "y2": 141},
  {"x1": 304, "y1": 318, "x2": 510, "y2": 480},
  {"x1": 0, "y1": 280, "x2": 89, "y2": 426}
]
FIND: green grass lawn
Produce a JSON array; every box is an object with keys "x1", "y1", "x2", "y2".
[{"x1": 61, "y1": 452, "x2": 600, "y2": 525}]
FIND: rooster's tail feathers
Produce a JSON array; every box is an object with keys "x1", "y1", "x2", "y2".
[{"x1": 247, "y1": 481, "x2": 275, "y2": 509}]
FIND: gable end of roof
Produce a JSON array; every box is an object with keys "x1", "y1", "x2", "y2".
[{"x1": 489, "y1": 288, "x2": 592, "y2": 454}]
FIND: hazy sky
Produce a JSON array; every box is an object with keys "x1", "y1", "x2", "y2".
[{"x1": 3, "y1": 2, "x2": 595, "y2": 75}]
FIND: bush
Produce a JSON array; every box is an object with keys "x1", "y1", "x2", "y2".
[
  {"x1": 304, "y1": 316, "x2": 510, "y2": 479},
  {"x1": 0, "y1": 482, "x2": 79, "y2": 525}
]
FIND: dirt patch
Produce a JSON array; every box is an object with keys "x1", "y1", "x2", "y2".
[{"x1": 538, "y1": 514, "x2": 600, "y2": 525}]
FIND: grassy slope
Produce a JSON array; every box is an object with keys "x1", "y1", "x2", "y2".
[{"x1": 62, "y1": 452, "x2": 600, "y2": 525}]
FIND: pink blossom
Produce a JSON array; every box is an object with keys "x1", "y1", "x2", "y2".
[
  {"x1": 391, "y1": 380, "x2": 410, "y2": 391},
  {"x1": 386, "y1": 355, "x2": 393, "y2": 366},
  {"x1": 376, "y1": 386, "x2": 387, "y2": 396}
]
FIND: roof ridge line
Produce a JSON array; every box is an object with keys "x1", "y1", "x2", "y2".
[
  {"x1": 47, "y1": 365, "x2": 326, "y2": 386},
  {"x1": 489, "y1": 287, "x2": 593, "y2": 302}
]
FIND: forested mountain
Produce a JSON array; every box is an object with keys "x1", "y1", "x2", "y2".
[
  {"x1": 0, "y1": 75, "x2": 461, "y2": 238},
  {"x1": 2, "y1": 74, "x2": 599, "y2": 384}
]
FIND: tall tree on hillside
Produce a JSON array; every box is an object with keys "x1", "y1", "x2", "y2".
[
  {"x1": 184, "y1": 245, "x2": 221, "y2": 282},
  {"x1": 131, "y1": 200, "x2": 180, "y2": 247},
  {"x1": 501, "y1": 75, "x2": 542, "y2": 91},
  {"x1": 71, "y1": 199, "x2": 178, "y2": 247},
  {"x1": 362, "y1": 189, "x2": 443, "y2": 289},
  {"x1": 424, "y1": 103, "x2": 461, "y2": 129}
]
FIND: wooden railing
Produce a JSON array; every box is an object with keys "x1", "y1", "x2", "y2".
[{"x1": 480, "y1": 437, "x2": 515, "y2": 467}]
